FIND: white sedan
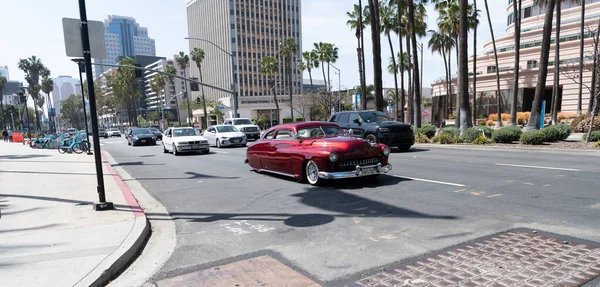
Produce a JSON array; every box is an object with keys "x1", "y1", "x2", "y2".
[
  {"x1": 204, "y1": 125, "x2": 247, "y2": 148},
  {"x1": 163, "y1": 127, "x2": 210, "y2": 155}
]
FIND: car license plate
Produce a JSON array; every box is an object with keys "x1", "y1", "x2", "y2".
[
  {"x1": 141, "y1": 140, "x2": 146, "y2": 143},
  {"x1": 192, "y1": 145, "x2": 199, "y2": 149},
  {"x1": 361, "y1": 167, "x2": 377, "y2": 176},
  {"x1": 232, "y1": 139, "x2": 238, "y2": 143}
]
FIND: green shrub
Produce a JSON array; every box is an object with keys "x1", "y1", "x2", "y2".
[
  {"x1": 475, "y1": 126, "x2": 493, "y2": 138},
  {"x1": 472, "y1": 135, "x2": 492, "y2": 145},
  {"x1": 520, "y1": 130, "x2": 546, "y2": 145},
  {"x1": 539, "y1": 126, "x2": 561, "y2": 142},
  {"x1": 540, "y1": 124, "x2": 571, "y2": 142},
  {"x1": 492, "y1": 126, "x2": 522, "y2": 143},
  {"x1": 416, "y1": 124, "x2": 436, "y2": 139},
  {"x1": 454, "y1": 136, "x2": 463, "y2": 143},
  {"x1": 282, "y1": 118, "x2": 293, "y2": 123},
  {"x1": 414, "y1": 133, "x2": 430, "y2": 143},
  {"x1": 432, "y1": 134, "x2": 454, "y2": 144},
  {"x1": 439, "y1": 126, "x2": 459, "y2": 137},
  {"x1": 460, "y1": 127, "x2": 481, "y2": 143},
  {"x1": 295, "y1": 117, "x2": 304, "y2": 122},
  {"x1": 583, "y1": 131, "x2": 600, "y2": 142},
  {"x1": 595, "y1": 141, "x2": 600, "y2": 148}
]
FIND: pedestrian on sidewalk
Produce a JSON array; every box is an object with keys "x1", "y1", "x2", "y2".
[
  {"x1": 8, "y1": 129, "x2": 13, "y2": 142},
  {"x1": 2, "y1": 130, "x2": 8, "y2": 142}
]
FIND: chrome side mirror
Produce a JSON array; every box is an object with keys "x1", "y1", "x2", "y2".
[{"x1": 347, "y1": 129, "x2": 354, "y2": 137}]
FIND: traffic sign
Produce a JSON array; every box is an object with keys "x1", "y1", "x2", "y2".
[
  {"x1": 62, "y1": 18, "x2": 107, "y2": 58},
  {"x1": 193, "y1": 122, "x2": 200, "y2": 129}
]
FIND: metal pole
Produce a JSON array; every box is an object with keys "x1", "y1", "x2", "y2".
[
  {"x1": 78, "y1": 0, "x2": 112, "y2": 210},
  {"x1": 75, "y1": 62, "x2": 92, "y2": 155},
  {"x1": 338, "y1": 71, "x2": 341, "y2": 111},
  {"x1": 11, "y1": 112, "x2": 15, "y2": 130}
]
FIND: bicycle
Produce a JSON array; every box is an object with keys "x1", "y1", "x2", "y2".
[{"x1": 58, "y1": 135, "x2": 85, "y2": 154}]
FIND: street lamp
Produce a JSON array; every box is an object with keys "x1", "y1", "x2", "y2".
[
  {"x1": 329, "y1": 63, "x2": 342, "y2": 112},
  {"x1": 185, "y1": 37, "x2": 238, "y2": 118},
  {"x1": 72, "y1": 59, "x2": 92, "y2": 155}
]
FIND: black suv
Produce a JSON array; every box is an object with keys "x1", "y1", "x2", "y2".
[{"x1": 328, "y1": 110, "x2": 414, "y2": 151}]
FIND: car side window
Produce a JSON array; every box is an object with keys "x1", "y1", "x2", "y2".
[
  {"x1": 264, "y1": 131, "x2": 275, "y2": 140},
  {"x1": 337, "y1": 113, "x2": 350, "y2": 124},
  {"x1": 329, "y1": 114, "x2": 337, "y2": 122},
  {"x1": 274, "y1": 129, "x2": 294, "y2": 140},
  {"x1": 348, "y1": 113, "x2": 361, "y2": 125}
]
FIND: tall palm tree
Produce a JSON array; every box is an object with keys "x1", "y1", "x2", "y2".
[
  {"x1": 395, "y1": 0, "x2": 407, "y2": 122},
  {"x1": 18, "y1": 56, "x2": 47, "y2": 132},
  {"x1": 550, "y1": 1, "x2": 562, "y2": 125},
  {"x1": 408, "y1": 0, "x2": 424, "y2": 127},
  {"x1": 510, "y1": 0, "x2": 522, "y2": 125},
  {"x1": 367, "y1": 0, "x2": 385, "y2": 113},
  {"x1": 259, "y1": 56, "x2": 280, "y2": 123},
  {"x1": 302, "y1": 50, "x2": 320, "y2": 91},
  {"x1": 150, "y1": 73, "x2": 167, "y2": 127},
  {"x1": 313, "y1": 42, "x2": 329, "y2": 92},
  {"x1": 429, "y1": 30, "x2": 449, "y2": 121},
  {"x1": 324, "y1": 43, "x2": 339, "y2": 94},
  {"x1": 526, "y1": 0, "x2": 557, "y2": 131},
  {"x1": 0, "y1": 75, "x2": 6, "y2": 129},
  {"x1": 437, "y1": 1, "x2": 460, "y2": 126},
  {"x1": 164, "y1": 65, "x2": 181, "y2": 124},
  {"x1": 387, "y1": 57, "x2": 400, "y2": 120},
  {"x1": 346, "y1": 3, "x2": 368, "y2": 105},
  {"x1": 280, "y1": 38, "x2": 299, "y2": 120},
  {"x1": 175, "y1": 51, "x2": 191, "y2": 126},
  {"x1": 578, "y1": 0, "x2": 586, "y2": 115},
  {"x1": 191, "y1": 47, "x2": 209, "y2": 129},
  {"x1": 483, "y1": 0, "x2": 502, "y2": 128},
  {"x1": 380, "y1": 3, "x2": 400, "y2": 120},
  {"x1": 41, "y1": 75, "x2": 54, "y2": 132},
  {"x1": 471, "y1": 0, "x2": 480, "y2": 125},
  {"x1": 458, "y1": 0, "x2": 473, "y2": 133}
]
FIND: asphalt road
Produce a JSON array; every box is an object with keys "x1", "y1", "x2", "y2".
[{"x1": 100, "y1": 138, "x2": 600, "y2": 285}]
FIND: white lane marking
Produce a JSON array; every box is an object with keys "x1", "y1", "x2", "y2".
[
  {"x1": 495, "y1": 163, "x2": 579, "y2": 172},
  {"x1": 213, "y1": 150, "x2": 229, "y2": 154},
  {"x1": 391, "y1": 175, "x2": 466, "y2": 187}
]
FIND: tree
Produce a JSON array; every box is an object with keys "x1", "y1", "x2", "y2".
[
  {"x1": 313, "y1": 42, "x2": 330, "y2": 92},
  {"x1": 164, "y1": 65, "x2": 181, "y2": 123},
  {"x1": 280, "y1": 38, "x2": 299, "y2": 120},
  {"x1": 526, "y1": 0, "x2": 557, "y2": 131},
  {"x1": 346, "y1": 2, "x2": 368, "y2": 111},
  {"x1": 380, "y1": 2, "x2": 400, "y2": 121},
  {"x1": 458, "y1": 0, "x2": 473, "y2": 134},
  {"x1": 550, "y1": 1, "x2": 562, "y2": 125},
  {"x1": 428, "y1": 30, "x2": 450, "y2": 121},
  {"x1": 407, "y1": 0, "x2": 425, "y2": 127},
  {"x1": 150, "y1": 73, "x2": 167, "y2": 126},
  {"x1": 0, "y1": 75, "x2": 6, "y2": 129},
  {"x1": 60, "y1": 94, "x2": 84, "y2": 130},
  {"x1": 259, "y1": 56, "x2": 280, "y2": 123},
  {"x1": 175, "y1": 51, "x2": 191, "y2": 126},
  {"x1": 586, "y1": 20, "x2": 600, "y2": 143},
  {"x1": 578, "y1": 0, "x2": 586, "y2": 115},
  {"x1": 367, "y1": 0, "x2": 384, "y2": 113},
  {"x1": 510, "y1": 0, "x2": 522, "y2": 125},
  {"x1": 115, "y1": 57, "x2": 140, "y2": 126},
  {"x1": 394, "y1": 0, "x2": 407, "y2": 121},
  {"x1": 18, "y1": 56, "x2": 47, "y2": 131},
  {"x1": 437, "y1": 0, "x2": 460, "y2": 128},
  {"x1": 471, "y1": 0, "x2": 480, "y2": 125},
  {"x1": 302, "y1": 50, "x2": 320, "y2": 91},
  {"x1": 41, "y1": 75, "x2": 54, "y2": 132},
  {"x1": 191, "y1": 47, "x2": 210, "y2": 129},
  {"x1": 483, "y1": 0, "x2": 502, "y2": 128}
]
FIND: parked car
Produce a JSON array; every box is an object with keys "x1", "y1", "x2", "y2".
[
  {"x1": 224, "y1": 118, "x2": 261, "y2": 140},
  {"x1": 328, "y1": 110, "x2": 414, "y2": 151},
  {"x1": 245, "y1": 122, "x2": 392, "y2": 185},
  {"x1": 126, "y1": 128, "x2": 156, "y2": 146},
  {"x1": 163, "y1": 127, "x2": 210, "y2": 155},
  {"x1": 105, "y1": 128, "x2": 122, "y2": 138},
  {"x1": 148, "y1": 127, "x2": 163, "y2": 141},
  {"x1": 204, "y1": 125, "x2": 247, "y2": 148},
  {"x1": 98, "y1": 128, "x2": 106, "y2": 137}
]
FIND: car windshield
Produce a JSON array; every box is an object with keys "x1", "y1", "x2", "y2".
[
  {"x1": 133, "y1": 129, "x2": 152, "y2": 135},
  {"x1": 297, "y1": 126, "x2": 344, "y2": 139},
  {"x1": 216, "y1": 126, "x2": 239, "y2": 133},
  {"x1": 233, "y1": 119, "x2": 253, "y2": 125},
  {"x1": 148, "y1": 128, "x2": 160, "y2": 133},
  {"x1": 173, "y1": 128, "x2": 199, "y2": 137},
  {"x1": 359, "y1": 111, "x2": 392, "y2": 123},
  {"x1": 109, "y1": 128, "x2": 119, "y2": 132}
]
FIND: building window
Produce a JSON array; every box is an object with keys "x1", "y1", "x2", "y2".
[
  {"x1": 527, "y1": 60, "x2": 537, "y2": 69},
  {"x1": 524, "y1": 7, "x2": 532, "y2": 18},
  {"x1": 487, "y1": 66, "x2": 497, "y2": 74}
]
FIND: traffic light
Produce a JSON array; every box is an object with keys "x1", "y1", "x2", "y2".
[
  {"x1": 196, "y1": 97, "x2": 201, "y2": 105},
  {"x1": 135, "y1": 64, "x2": 143, "y2": 78}
]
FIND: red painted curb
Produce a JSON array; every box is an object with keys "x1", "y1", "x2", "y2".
[{"x1": 101, "y1": 152, "x2": 144, "y2": 217}]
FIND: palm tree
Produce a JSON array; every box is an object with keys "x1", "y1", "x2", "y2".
[
  {"x1": 175, "y1": 51, "x2": 191, "y2": 127},
  {"x1": 367, "y1": 0, "x2": 385, "y2": 113},
  {"x1": 324, "y1": 43, "x2": 339, "y2": 94},
  {"x1": 18, "y1": 56, "x2": 47, "y2": 132},
  {"x1": 578, "y1": 0, "x2": 586, "y2": 115},
  {"x1": 407, "y1": 0, "x2": 424, "y2": 127},
  {"x1": 259, "y1": 56, "x2": 280, "y2": 123},
  {"x1": 387, "y1": 57, "x2": 400, "y2": 120},
  {"x1": 428, "y1": 30, "x2": 449, "y2": 121},
  {"x1": 280, "y1": 38, "x2": 299, "y2": 120},
  {"x1": 510, "y1": 0, "x2": 522, "y2": 125},
  {"x1": 190, "y1": 47, "x2": 209, "y2": 129},
  {"x1": 458, "y1": 0, "x2": 473, "y2": 133},
  {"x1": 0, "y1": 75, "x2": 6, "y2": 129},
  {"x1": 437, "y1": 1, "x2": 461, "y2": 128},
  {"x1": 313, "y1": 42, "x2": 329, "y2": 92},
  {"x1": 302, "y1": 50, "x2": 320, "y2": 91},
  {"x1": 471, "y1": 0, "x2": 480, "y2": 125},
  {"x1": 483, "y1": 0, "x2": 502, "y2": 128},
  {"x1": 380, "y1": 3, "x2": 400, "y2": 121},
  {"x1": 41, "y1": 75, "x2": 54, "y2": 132},
  {"x1": 526, "y1": 0, "x2": 557, "y2": 131},
  {"x1": 164, "y1": 65, "x2": 181, "y2": 124},
  {"x1": 346, "y1": 3, "x2": 368, "y2": 105},
  {"x1": 395, "y1": 0, "x2": 407, "y2": 121},
  {"x1": 150, "y1": 73, "x2": 167, "y2": 127}
]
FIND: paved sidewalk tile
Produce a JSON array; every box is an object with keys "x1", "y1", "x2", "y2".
[{"x1": 0, "y1": 142, "x2": 143, "y2": 287}]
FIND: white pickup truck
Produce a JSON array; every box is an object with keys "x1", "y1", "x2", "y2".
[{"x1": 223, "y1": 118, "x2": 261, "y2": 141}]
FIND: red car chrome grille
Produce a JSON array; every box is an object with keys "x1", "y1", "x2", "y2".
[{"x1": 339, "y1": 157, "x2": 380, "y2": 167}]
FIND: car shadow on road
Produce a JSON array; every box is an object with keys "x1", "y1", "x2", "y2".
[
  {"x1": 123, "y1": 171, "x2": 240, "y2": 181},
  {"x1": 392, "y1": 147, "x2": 429, "y2": 153},
  {"x1": 111, "y1": 161, "x2": 165, "y2": 167}
]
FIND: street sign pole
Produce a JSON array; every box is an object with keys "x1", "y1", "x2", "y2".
[{"x1": 78, "y1": 0, "x2": 113, "y2": 210}]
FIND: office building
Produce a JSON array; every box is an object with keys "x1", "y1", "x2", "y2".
[
  {"x1": 303, "y1": 79, "x2": 327, "y2": 94},
  {"x1": 93, "y1": 15, "x2": 157, "y2": 78},
  {"x1": 186, "y1": 0, "x2": 302, "y2": 122},
  {"x1": 0, "y1": 65, "x2": 9, "y2": 80},
  {"x1": 431, "y1": 0, "x2": 600, "y2": 124},
  {"x1": 1, "y1": 81, "x2": 23, "y2": 106},
  {"x1": 52, "y1": 76, "x2": 81, "y2": 116}
]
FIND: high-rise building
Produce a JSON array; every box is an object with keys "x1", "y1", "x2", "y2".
[
  {"x1": 431, "y1": 0, "x2": 600, "y2": 123},
  {"x1": 186, "y1": 0, "x2": 302, "y2": 121},
  {"x1": 52, "y1": 76, "x2": 82, "y2": 116},
  {"x1": 0, "y1": 65, "x2": 9, "y2": 80},
  {"x1": 93, "y1": 15, "x2": 157, "y2": 78}
]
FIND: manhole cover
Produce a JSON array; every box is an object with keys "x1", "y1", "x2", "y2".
[{"x1": 354, "y1": 230, "x2": 600, "y2": 287}]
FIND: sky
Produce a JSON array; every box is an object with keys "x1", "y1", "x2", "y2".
[{"x1": 0, "y1": 0, "x2": 508, "y2": 93}]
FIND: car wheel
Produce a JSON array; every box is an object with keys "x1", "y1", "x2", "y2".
[
  {"x1": 163, "y1": 144, "x2": 168, "y2": 153},
  {"x1": 152, "y1": 140, "x2": 156, "y2": 145},
  {"x1": 397, "y1": 145, "x2": 411, "y2": 152},
  {"x1": 127, "y1": 139, "x2": 131, "y2": 146},
  {"x1": 172, "y1": 144, "x2": 178, "y2": 156},
  {"x1": 305, "y1": 160, "x2": 322, "y2": 186},
  {"x1": 203, "y1": 148, "x2": 210, "y2": 154},
  {"x1": 216, "y1": 139, "x2": 221, "y2": 148},
  {"x1": 365, "y1": 134, "x2": 377, "y2": 144}
]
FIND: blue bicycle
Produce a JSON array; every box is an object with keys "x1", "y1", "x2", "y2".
[{"x1": 58, "y1": 134, "x2": 86, "y2": 154}]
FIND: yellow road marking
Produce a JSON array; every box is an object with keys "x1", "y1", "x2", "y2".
[
  {"x1": 471, "y1": 192, "x2": 485, "y2": 196},
  {"x1": 369, "y1": 237, "x2": 379, "y2": 242},
  {"x1": 454, "y1": 189, "x2": 466, "y2": 193},
  {"x1": 543, "y1": 184, "x2": 550, "y2": 187},
  {"x1": 523, "y1": 182, "x2": 534, "y2": 185},
  {"x1": 379, "y1": 235, "x2": 396, "y2": 240},
  {"x1": 506, "y1": 180, "x2": 515, "y2": 183}
]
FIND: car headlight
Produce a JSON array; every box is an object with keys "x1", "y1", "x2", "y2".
[
  {"x1": 133, "y1": 136, "x2": 139, "y2": 140},
  {"x1": 222, "y1": 137, "x2": 229, "y2": 140},
  {"x1": 383, "y1": 146, "x2": 390, "y2": 156},
  {"x1": 329, "y1": 152, "x2": 338, "y2": 162},
  {"x1": 178, "y1": 141, "x2": 187, "y2": 145},
  {"x1": 379, "y1": 128, "x2": 390, "y2": 132}
]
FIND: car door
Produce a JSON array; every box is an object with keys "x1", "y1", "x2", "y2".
[
  {"x1": 248, "y1": 130, "x2": 274, "y2": 169},
  {"x1": 204, "y1": 127, "x2": 215, "y2": 144},
  {"x1": 268, "y1": 129, "x2": 299, "y2": 175},
  {"x1": 347, "y1": 113, "x2": 366, "y2": 138},
  {"x1": 163, "y1": 128, "x2": 172, "y2": 150}
]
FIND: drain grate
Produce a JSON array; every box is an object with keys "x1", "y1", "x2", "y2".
[{"x1": 354, "y1": 231, "x2": 600, "y2": 287}]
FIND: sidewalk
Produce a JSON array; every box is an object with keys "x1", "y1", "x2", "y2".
[{"x1": 0, "y1": 142, "x2": 149, "y2": 287}]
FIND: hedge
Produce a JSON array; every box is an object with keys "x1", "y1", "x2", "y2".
[
  {"x1": 540, "y1": 124, "x2": 571, "y2": 142},
  {"x1": 295, "y1": 117, "x2": 305, "y2": 122},
  {"x1": 472, "y1": 135, "x2": 492, "y2": 145},
  {"x1": 492, "y1": 126, "x2": 522, "y2": 143},
  {"x1": 583, "y1": 130, "x2": 600, "y2": 142},
  {"x1": 475, "y1": 126, "x2": 493, "y2": 138},
  {"x1": 439, "y1": 126, "x2": 459, "y2": 137},
  {"x1": 460, "y1": 127, "x2": 481, "y2": 143},
  {"x1": 416, "y1": 124, "x2": 436, "y2": 139},
  {"x1": 415, "y1": 133, "x2": 430, "y2": 143},
  {"x1": 282, "y1": 118, "x2": 293, "y2": 123},
  {"x1": 520, "y1": 130, "x2": 546, "y2": 145},
  {"x1": 432, "y1": 134, "x2": 454, "y2": 144}
]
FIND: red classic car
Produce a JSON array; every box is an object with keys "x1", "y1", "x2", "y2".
[{"x1": 245, "y1": 122, "x2": 392, "y2": 185}]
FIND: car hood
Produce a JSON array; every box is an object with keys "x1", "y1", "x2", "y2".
[
  {"x1": 133, "y1": 134, "x2": 154, "y2": 138},
  {"x1": 235, "y1": 124, "x2": 259, "y2": 129},
  {"x1": 301, "y1": 136, "x2": 383, "y2": 158},
  {"x1": 173, "y1": 135, "x2": 208, "y2": 142},
  {"x1": 217, "y1": 132, "x2": 245, "y2": 138}
]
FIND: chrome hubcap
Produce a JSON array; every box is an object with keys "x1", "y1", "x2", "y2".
[
  {"x1": 307, "y1": 162, "x2": 318, "y2": 182},
  {"x1": 366, "y1": 135, "x2": 376, "y2": 143}
]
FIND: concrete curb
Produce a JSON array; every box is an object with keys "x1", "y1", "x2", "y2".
[
  {"x1": 415, "y1": 143, "x2": 600, "y2": 156},
  {"x1": 74, "y1": 152, "x2": 151, "y2": 287}
]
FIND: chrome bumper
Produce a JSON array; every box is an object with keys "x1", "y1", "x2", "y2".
[{"x1": 318, "y1": 163, "x2": 392, "y2": 179}]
